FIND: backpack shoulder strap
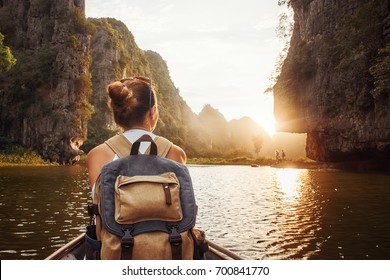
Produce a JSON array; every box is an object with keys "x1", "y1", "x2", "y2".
[
  {"x1": 105, "y1": 134, "x2": 173, "y2": 158},
  {"x1": 154, "y1": 136, "x2": 173, "y2": 157},
  {"x1": 104, "y1": 134, "x2": 132, "y2": 158}
]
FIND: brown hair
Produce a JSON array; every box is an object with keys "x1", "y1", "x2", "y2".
[{"x1": 107, "y1": 77, "x2": 156, "y2": 129}]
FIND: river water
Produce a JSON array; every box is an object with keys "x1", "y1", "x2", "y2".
[{"x1": 0, "y1": 165, "x2": 389, "y2": 260}]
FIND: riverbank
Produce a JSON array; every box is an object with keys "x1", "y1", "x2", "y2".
[
  {"x1": 0, "y1": 137, "x2": 53, "y2": 166},
  {"x1": 187, "y1": 157, "x2": 315, "y2": 167},
  {"x1": 0, "y1": 151, "x2": 53, "y2": 166},
  {"x1": 2, "y1": 148, "x2": 388, "y2": 174},
  {"x1": 187, "y1": 157, "x2": 273, "y2": 166},
  {"x1": 0, "y1": 154, "x2": 313, "y2": 168},
  {"x1": 272, "y1": 159, "x2": 390, "y2": 173},
  {"x1": 188, "y1": 158, "x2": 390, "y2": 173},
  {"x1": 271, "y1": 160, "x2": 328, "y2": 169}
]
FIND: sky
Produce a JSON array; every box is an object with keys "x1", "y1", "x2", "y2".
[{"x1": 85, "y1": 0, "x2": 288, "y2": 136}]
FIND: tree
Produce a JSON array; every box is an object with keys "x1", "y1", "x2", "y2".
[
  {"x1": 252, "y1": 134, "x2": 263, "y2": 158},
  {"x1": 0, "y1": 33, "x2": 16, "y2": 72}
]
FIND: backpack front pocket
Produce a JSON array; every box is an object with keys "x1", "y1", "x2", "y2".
[{"x1": 114, "y1": 172, "x2": 182, "y2": 224}]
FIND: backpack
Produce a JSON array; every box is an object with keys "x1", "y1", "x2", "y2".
[{"x1": 86, "y1": 134, "x2": 208, "y2": 260}]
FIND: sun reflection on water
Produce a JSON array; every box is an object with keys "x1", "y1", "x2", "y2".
[
  {"x1": 276, "y1": 168, "x2": 303, "y2": 202},
  {"x1": 266, "y1": 168, "x2": 324, "y2": 259}
]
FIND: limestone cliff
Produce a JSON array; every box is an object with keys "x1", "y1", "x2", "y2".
[
  {"x1": 0, "y1": 0, "x2": 92, "y2": 163},
  {"x1": 274, "y1": 0, "x2": 390, "y2": 162}
]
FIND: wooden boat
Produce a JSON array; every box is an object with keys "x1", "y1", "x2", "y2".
[{"x1": 46, "y1": 233, "x2": 243, "y2": 260}]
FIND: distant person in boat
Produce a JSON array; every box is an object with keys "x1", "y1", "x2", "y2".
[{"x1": 86, "y1": 76, "x2": 187, "y2": 188}]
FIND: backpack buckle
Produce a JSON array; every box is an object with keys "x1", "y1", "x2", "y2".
[
  {"x1": 167, "y1": 224, "x2": 182, "y2": 259},
  {"x1": 168, "y1": 224, "x2": 182, "y2": 246},
  {"x1": 121, "y1": 226, "x2": 134, "y2": 259},
  {"x1": 121, "y1": 226, "x2": 134, "y2": 249}
]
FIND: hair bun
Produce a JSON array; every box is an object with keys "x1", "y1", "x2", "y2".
[{"x1": 108, "y1": 81, "x2": 133, "y2": 106}]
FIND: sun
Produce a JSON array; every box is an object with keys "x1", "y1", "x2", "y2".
[
  {"x1": 250, "y1": 93, "x2": 277, "y2": 137},
  {"x1": 257, "y1": 114, "x2": 277, "y2": 137}
]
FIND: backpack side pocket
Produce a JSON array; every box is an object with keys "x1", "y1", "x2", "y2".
[
  {"x1": 191, "y1": 228, "x2": 209, "y2": 260},
  {"x1": 85, "y1": 225, "x2": 102, "y2": 260}
]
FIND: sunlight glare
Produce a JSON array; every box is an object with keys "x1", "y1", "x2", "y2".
[
  {"x1": 261, "y1": 116, "x2": 277, "y2": 137},
  {"x1": 254, "y1": 94, "x2": 277, "y2": 137},
  {"x1": 276, "y1": 168, "x2": 302, "y2": 201}
]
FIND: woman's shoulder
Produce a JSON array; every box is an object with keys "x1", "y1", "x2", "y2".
[
  {"x1": 86, "y1": 143, "x2": 115, "y2": 164},
  {"x1": 153, "y1": 134, "x2": 186, "y2": 164},
  {"x1": 166, "y1": 143, "x2": 187, "y2": 164}
]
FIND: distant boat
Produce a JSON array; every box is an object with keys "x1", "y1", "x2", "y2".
[
  {"x1": 45, "y1": 233, "x2": 243, "y2": 260},
  {"x1": 251, "y1": 164, "x2": 259, "y2": 167}
]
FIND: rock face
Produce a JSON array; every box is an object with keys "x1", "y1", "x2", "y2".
[
  {"x1": 274, "y1": 0, "x2": 390, "y2": 162},
  {"x1": 0, "y1": 0, "x2": 91, "y2": 163}
]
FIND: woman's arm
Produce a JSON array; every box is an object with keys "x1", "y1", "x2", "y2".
[{"x1": 86, "y1": 144, "x2": 115, "y2": 187}]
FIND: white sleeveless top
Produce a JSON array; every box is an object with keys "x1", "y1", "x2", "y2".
[{"x1": 112, "y1": 129, "x2": 156, "y2": 160}]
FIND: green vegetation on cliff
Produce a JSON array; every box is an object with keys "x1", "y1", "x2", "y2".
[
  {"x1": 0, "y1": 1, "x2": 94, "y2": 163},
  {"x1": 334, "y1": 0, "x2": 383, "y2": 69},
  {"x1": 0, "y1": 33, "x2": 16, "y2": 72},
  {"x1": 276, "y1": 0, "x2": 386, "y2": 98},
  {"x1": 369, "y1": 45, "x2": 390, "y2": 97}
]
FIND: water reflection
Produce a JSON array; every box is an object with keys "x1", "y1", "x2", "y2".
[
  {"x1": 275, "y1": 168, "x2": 302, "y2": 201},
  {"x1": 0, "y1": 165, "x2": 90, "y2": 259},
  {"x1": 261, "y1": 168, "x2": 323, "y2": 259}
]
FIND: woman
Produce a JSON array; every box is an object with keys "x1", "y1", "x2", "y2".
[{"x1": 86, "y1": 76, "x2": 186, "y2": 188}]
